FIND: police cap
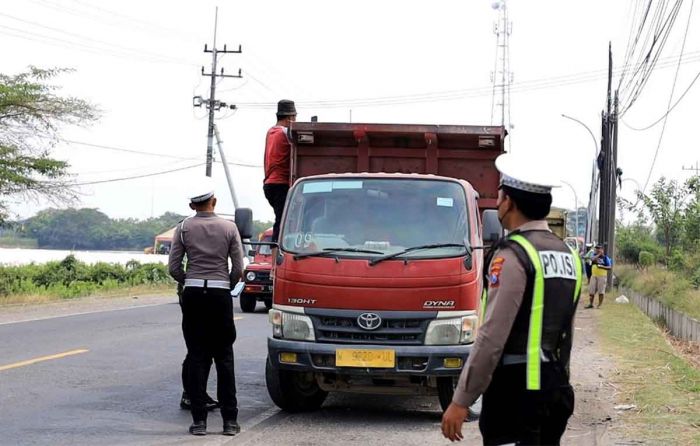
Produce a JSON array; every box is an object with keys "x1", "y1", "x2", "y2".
[
  {"x1": 495, "y1": 153, "x2": 560, "y2": 194},
  {"x1": 189, "y1": 177, "x2": 216, "y2": 203}
]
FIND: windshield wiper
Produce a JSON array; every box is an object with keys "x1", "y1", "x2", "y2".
[
  {"x1": 293, "y1": 247, "x2": 384, "y2": 260},
  {"x1": 368, "y1": 243, "x2": 468, "y2": 266}
]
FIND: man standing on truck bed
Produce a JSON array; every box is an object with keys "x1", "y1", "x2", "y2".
[
  {"x1": 169, "y1": 179, "x2": 245, "y2": 436},
  {"x1": 263, "y1": 99, "x2": 296, "y2": 244},
  {"x1": 442, "y1": 154, "x2": 582, "y2": 445}
]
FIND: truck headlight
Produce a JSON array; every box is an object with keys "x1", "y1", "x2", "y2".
[
  {"x1": 268, "y1": 309, "x2": 315, "y2": 341},
  {"x1": 246, "y1": 271, "x2": 256, "y2": 281},
  {"x1": 425, "y1": 315, "x2": 478, "y2": 345}
]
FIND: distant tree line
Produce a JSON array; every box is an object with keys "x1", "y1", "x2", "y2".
[
  {"x1": 15, "y1": 208, "x2": 185, "y2": 251},
  {"x1": 7, "y1": 208, "x2": 275, "y2": 251}
]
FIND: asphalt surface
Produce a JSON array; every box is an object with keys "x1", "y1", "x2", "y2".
[{"x1": 0, "y1": 297, "x2": 480, "y2": 446}]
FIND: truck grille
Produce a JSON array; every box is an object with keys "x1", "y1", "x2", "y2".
[{"x1": 310, "y1": 313, "x2": 430, "y2": 345}]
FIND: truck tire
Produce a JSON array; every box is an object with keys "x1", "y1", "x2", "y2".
[
  {"x1": 239, "y1": 293, "x2": 256, "y2": 313},
  {"x1": 265, "y1": 358, "x2": 327, "y2": 412},
  {"x1": 437, "y1": 377, "x2": 481, "y2": 420}
]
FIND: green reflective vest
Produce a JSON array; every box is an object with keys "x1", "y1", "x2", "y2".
[{"x1": 480, "y1": 234, "x2": 583, "y2": 391}]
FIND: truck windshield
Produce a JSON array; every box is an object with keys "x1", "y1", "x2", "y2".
[
  {"x1": 257, "y1": 236, "x2": 272, "y2": 255},
  {"x1": 281, "y1": 178, "x2": 470, "y2": 259}
]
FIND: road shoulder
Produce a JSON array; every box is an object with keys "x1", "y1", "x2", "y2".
[{"x1": 0, "y1": 293, "x2": 175, "y2": 325}]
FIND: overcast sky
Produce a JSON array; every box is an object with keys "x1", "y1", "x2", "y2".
[{"x1": 4, "y1": 0, "x2": 700, "y2": 222}]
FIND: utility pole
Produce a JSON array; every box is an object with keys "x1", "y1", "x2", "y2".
[
  {"x1": 194, "y1": 7, "x2": 242, "y2": 177},
  {"x1": 608, "y1": 90, "x2": 619, "y2": 268},
  {"x1": 682, "y1": 161, "x2": 700, "y2": 176},
  {"x1": 596, "y1": 43, "x2": 619, "y2": 290}
]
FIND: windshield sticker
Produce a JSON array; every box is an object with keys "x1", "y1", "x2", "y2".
[
  {"x1": 436, "y1": 197, "x2": 454, "y2": 207},
  {"x1": 332, "y1": 180, "x2": 363, "y2": 190},
  {"x1": 302, "y1": 182, "x2": 333, "y2": 194},
  {"x1": 302, "y1": 181, "x2": 363, "y2": 193}
]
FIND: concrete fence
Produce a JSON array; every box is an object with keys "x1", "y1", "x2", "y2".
[{"x1": 623, "y1": 288, "x2": 700, "y2": 343}]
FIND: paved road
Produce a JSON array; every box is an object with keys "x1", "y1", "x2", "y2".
[{"x1": 0, "y1": 298, "x2": 479, "y2": 445}]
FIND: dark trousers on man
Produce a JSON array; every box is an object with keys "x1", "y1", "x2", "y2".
[
  {"x1": 263, "y1": 183, "x2": 289, "y2": 242},
  {"x1": 479, "y1": 362, "x2": 574, "y2": 445},
  {"x1": 181, "y1": 286, "x2": 238, "y2": 422}
]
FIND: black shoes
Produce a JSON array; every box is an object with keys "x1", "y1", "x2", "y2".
[
  {"x1": 189, "y1": 421, "x2": 207, "y2": 436},
  {"x1": 223, "y1": 420, "x2": 241, "y2": 436},
  {"x1": 180, "y1": 391, "x2": 220, "y2": 411}
]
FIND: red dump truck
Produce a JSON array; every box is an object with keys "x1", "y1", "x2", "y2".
[
  {"x1": 240, "y1": 228, "x2": 274, "y2": 312},
  {"x1": 265, "y1": 122, "x2": 505, "y2": 412}
]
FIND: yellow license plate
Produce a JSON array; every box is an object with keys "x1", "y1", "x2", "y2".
[{"x1": 335, "y1": 349, "x2": 395, "y2": 368}]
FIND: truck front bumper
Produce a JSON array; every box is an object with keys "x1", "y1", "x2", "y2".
[{"x1": 267, "y1": 337, "x2": 471, "y2": 377}]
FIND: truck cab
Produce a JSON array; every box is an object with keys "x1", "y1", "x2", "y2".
[
  {"x1": 240, "y1": 228, "x2": 274, "y2": 312},
  {"x1": 265, "y1": 123, "x2": 504, "y2": 412}
]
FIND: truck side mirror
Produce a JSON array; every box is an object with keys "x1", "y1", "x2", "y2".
[
  {"x1": 235, "y1": 208, "x2": 254, "y2": 240},
  {"x1": 482, "y1": 209, "x2": 503, "y2": 244}
]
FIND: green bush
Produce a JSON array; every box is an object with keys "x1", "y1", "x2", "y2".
[
  {"x1": 638, "y1": 251, "x2": 654, "y2": 270},
  {"x1": 0, "y1": 255, "x2": 173, "y2": 298}
]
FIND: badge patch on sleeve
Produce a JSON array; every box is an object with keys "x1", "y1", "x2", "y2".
[{"x1": 489, "y1": 257, "x2": 505, "y2": 287}]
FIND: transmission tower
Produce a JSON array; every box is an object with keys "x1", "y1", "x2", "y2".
[{"x1": 490, "y1": 0, "x2": 514, "y2": 151}]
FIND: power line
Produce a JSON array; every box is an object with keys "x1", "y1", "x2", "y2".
[
  {"x1": 70, "y1": 163, "x2": 205, "y2": 186},
  {"x1": 641, "y1": 0, "x2": 694, "y2": 193},
  {"x1": 61, "y1": 139, "x2": 262, "y2": 167},
  {"x1": 619, "y1": 0, "x2": 685, "y2": 115},
  {"x1": 621, "y1": 67, "x2": 700, "y2": 130},
  {"x1": 0, "y1": 24, "x2": 197, "y2": 66},
  {"x1": 0, "y1": 12, "x2": 196, "y2": 66},
  {"x1": 232, "y1": 50, "x2": 700, "y2": 110},
  {"x1": 62, "y1": 139, "x2": 197, "y2": 161}
]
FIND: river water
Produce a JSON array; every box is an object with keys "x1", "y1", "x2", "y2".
[{"x1": 0, "y1": 248, "x2": 169, "y2": 266}]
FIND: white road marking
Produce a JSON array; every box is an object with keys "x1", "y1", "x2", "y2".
[{"x1": 0, "y1": 302, "x2": 171, "y2": 326}]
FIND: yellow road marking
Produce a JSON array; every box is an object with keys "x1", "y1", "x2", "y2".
[
  {"x1": 0, "y1": 349, "x2": 89, "y2": 372},
  {"x1": 234, "y1": 316, "x2": 244, "y2": 320}
]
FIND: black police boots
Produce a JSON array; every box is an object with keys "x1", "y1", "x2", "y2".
[
  {"x1": 223, "y1": 419, "x2": 240, "y2": 436},
  {"x1": 180, "y1": 391, "x2": 220, "y2": 411},
  {"x1": 189, "y1": 420, "x2": 207, "y2": 436}
]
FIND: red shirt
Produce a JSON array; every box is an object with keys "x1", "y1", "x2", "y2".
[{"x1": 263, "y1": 126, "x2": 291, "y2": 185}]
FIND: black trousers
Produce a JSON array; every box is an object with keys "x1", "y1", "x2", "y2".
[
  {"x1": 479, "y1": 362, "x2": 574, "y2": 446},
  {"x1": 263, "y1": 183, "x2": 289, "y2": 242},
  {"x1": 181, "y1": 287, "x2": 238, "y2": 422}
]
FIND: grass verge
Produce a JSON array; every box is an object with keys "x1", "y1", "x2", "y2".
[
  {"x1": 616, "y1": 264, "x2": 700, "y2": 321},
  {"x1": 0, "y1": 283, "x2": 175, "y2": 306},
  {"x1": 598, "y1": 300, "x2": 700, "y2": 445}
]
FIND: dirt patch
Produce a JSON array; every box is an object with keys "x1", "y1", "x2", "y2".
[{"x1": 563, "y1": 307, "x2": 624, "y2": 445}]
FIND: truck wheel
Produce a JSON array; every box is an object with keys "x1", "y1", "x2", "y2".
[
  {"x1": 265, "y1": 358, "x2": 327, "y2": 412},
  {"x1": 264, "y1": 298, "x2": 273, "y2": 310},
  {"x1": 239, "y1": 293, "x2": 256, "y2": 313},
  {"x1": 437, "y1": 377, "x2": 481, "y2": 420}
]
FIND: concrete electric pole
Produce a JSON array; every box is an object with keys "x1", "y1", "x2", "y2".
[{"x1": 194, "y1": 7, "x2": 242, "y2": 178}]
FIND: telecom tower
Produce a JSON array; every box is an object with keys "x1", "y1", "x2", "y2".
[{"x1": 490, "y1": 0, "x2": 513, "y2": 151}]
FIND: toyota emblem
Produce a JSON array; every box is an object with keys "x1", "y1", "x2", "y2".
[{"x1": 357, "y1": 312, "x2": 382, "y2": 331}]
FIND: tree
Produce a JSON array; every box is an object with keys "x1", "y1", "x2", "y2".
[
  {"x1": 0, "y1": 67, "x2": 99, "y2": 222},
  {"x1": 636, "y1": 177, "x2": 688, "y2": 259},
  {"x1": 252, "y1": 220, "x2": 274, "y2": 240},
  {"x1": 684, "y1": 176, "x2": 700, "y2": 251}
]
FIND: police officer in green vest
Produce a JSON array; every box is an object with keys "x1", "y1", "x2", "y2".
[{"x1": 442, "y1": 154, "x2": 583, "y2": 445}]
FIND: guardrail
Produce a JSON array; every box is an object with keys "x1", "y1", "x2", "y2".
[{"x1": 623, "y1": 288, "x2": 700, "y2": 343}]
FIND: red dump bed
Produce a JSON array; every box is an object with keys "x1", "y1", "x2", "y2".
[{"x1": 289, "y1": 122, "x2": 505, "y2": 210}]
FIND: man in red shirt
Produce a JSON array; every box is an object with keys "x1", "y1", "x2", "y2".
[{"x1": 263, "y1": 99, "x2": 296, "y2": 243}]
